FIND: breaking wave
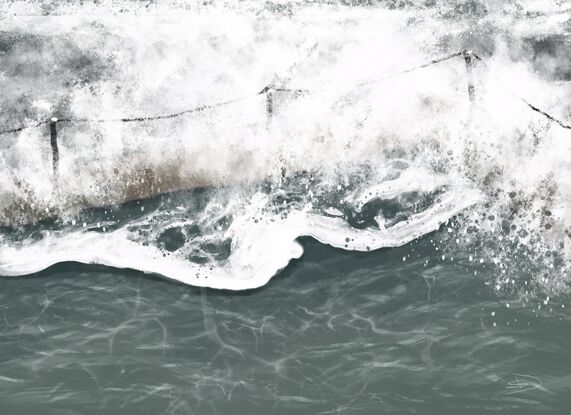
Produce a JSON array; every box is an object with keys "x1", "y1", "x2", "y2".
[{"x1": 0, "y1": 0, "x2": 569, "y2": 291}]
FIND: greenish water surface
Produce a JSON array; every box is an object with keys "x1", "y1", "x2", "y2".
[{"x1": 1, "y1": 233, "x2": 569, "y2": 414}]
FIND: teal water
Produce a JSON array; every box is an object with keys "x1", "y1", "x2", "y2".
[{"x1": 1, "y1": 229, "x2": 570, "y2": 414}]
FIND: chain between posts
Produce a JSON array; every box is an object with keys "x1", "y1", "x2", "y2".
[{"x1": 1, "y1": 49, "x2": 569, "y2": 178}]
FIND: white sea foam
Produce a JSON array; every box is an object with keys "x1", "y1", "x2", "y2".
[
  {"x1": 0, "y1": 173, "x2": 482, "y2": 289},
  {"x1": 0, "y1": 1, "x2": 569, "y2": 290}
]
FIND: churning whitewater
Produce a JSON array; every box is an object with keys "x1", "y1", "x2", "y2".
[{"x1": 0, "y1": 1, "x2": 569, "y2": 292}]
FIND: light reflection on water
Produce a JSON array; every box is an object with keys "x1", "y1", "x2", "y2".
[{"x1": 1, "y1": 235, "x2": 569, "y2": 414}]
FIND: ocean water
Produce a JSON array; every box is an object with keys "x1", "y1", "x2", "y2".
[
  {"x1": 1, "y1": 233, "x2": 571, "y2": 414},
  {"x1": 1, "y1": 0, "x2": 570, "y2": 413}
]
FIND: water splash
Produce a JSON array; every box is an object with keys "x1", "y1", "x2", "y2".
[{"x1": 0, "y1": 0, "x2": 569, "y2": 291}]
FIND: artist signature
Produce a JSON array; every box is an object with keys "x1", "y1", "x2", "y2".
[{"x1": 505, "y1": 373, "x2": 552, "y2": 395}]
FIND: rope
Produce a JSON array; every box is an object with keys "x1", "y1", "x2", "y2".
[
  {"x1": 269, "y1": 52, "x2": 464, "y2": 96},
  {"x1": 58, "y1": 93, "x2": 259, "y2": 125},
  {"x1": 0, "y1": 120, "x2": 49, "y2": 135},
  {"x1": 0, "y1": 93, "x2": 260, "y2": 135},
  {"x1": 473, "y1": 53, "x2": 571, "y2": 130},
  {"x1": 1, "y1": 50, "x2": 569, "y2": 135},
  {"x1": 354, "y1": 51, "x2": 463, "y2": 88},
  {"x1": 517, "y1": 99, "x2": 571, "y2": 130},
  {"x1": 0, "y1": 53, "x2": 463, "y2": 135}
]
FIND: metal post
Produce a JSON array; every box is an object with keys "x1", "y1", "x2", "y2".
[
  {"x1": 463, "y1": 49, "x2": 476, "y2": 102},
  {"x1": 266, "y1": 87, "x2": 275, "y2": 129},
  {"x1": 49, "y1": 117, "x2": 59, "y2": 176}
]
